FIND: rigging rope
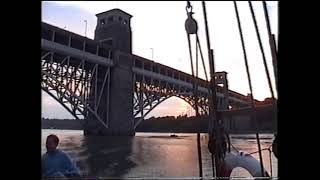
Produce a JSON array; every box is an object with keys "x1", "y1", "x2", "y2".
[
  {"x1": 248, "y1": 147, "x2": 271, "y2": 155},
  {"x1": 196, "y1": 35, "x2": 209, "y2": 81},
  {"x1": 248, "y1": 1, "x2": 275, "y2": 99},
  {"x1": 248, "y1": 2, "x2": 276, "y2": 177},
  {"x1": 185, "y1": 2, "x2": 203, "y2": 178},
  {"x1": 234, "y1": 1, "x2": 265, "y2": 177},
  {"x1": 262, "y1": 1, "x2": 278, "y2": 94},
  {"x1": 262, "y1": 4, "x2": 278, "y2": 170},
  {"x1": 262, "y1": 1, "x2": 272, "y2": 40},
  {"x1": 233, "y1": 2, "x2": 268, "y2": 177},
  {"x1": 196, "y1": 34, "x2": 199, "y2": 77}
]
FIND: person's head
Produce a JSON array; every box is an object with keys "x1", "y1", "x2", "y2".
[{"x1": 46, "y1": 134, "x2": 59, "y2": 153}]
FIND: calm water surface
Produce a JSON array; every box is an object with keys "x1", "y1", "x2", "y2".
[{"x1": 42, "y1": 129, "x2": 278, "y2": 179}]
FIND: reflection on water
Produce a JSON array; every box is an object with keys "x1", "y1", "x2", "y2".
[
  {"x1": 77, "y1": 136, "x2": 135, "y2": 177},
  {"x1": 42, "y1": 130, "x2": 278, "y2": 178}
]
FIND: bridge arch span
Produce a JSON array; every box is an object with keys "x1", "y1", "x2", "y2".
[
  {"x1": 133, "y1": 94, "x2": 208, "y2": 128},
  {"x1": 41, "y1": 53, "x2": 111, "y2": 129},
  {"x1": 41, "y1": 89, "x2": 81, "y2": 120}
]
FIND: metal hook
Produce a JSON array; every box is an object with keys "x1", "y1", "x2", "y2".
[
  {"x1": 186, "y1": 1, "x2": 193, "y2": 14},
  {"x1": 186, "y1": 6, "x2": 193, "y2": 14}
]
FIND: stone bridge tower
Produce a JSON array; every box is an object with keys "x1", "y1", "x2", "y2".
[{"x1": 85, "y1": 9, "x2": 134, "y2": 136}]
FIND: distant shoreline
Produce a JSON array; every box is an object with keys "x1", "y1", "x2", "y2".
[
  {"x1": 42, "y1": 128, "x2": 274, "y2": 135},
  {"x1": 42, "y1": 116, "x2": 276, "y2": 134}
]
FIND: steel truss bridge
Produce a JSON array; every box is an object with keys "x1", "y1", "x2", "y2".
[{"x1": 41, "y1": 22, "x2": 257, "y2": 130}]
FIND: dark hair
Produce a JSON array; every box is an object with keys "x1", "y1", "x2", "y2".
[{"x1": 47, "y1": 134, "x2": 59, "y2": 145}]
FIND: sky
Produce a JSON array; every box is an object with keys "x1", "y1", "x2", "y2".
[{"x1": 41, "y1": 1, "x2": 278, "y2": 119}]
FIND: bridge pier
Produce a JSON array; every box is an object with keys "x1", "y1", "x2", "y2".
[
  {"x1": 83, "y1": 9, "x2": 135, "y2": 136},
  {"x1": 84, "y1": 51, "x2": 135, "y2": 136}
]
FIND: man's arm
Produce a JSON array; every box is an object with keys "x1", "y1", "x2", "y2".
[{"x1": 61, "y1": 152, "x2": 81, "y2": 177}]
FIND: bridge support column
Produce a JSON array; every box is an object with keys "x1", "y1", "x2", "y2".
[
  {"x1": 84, "y1": 51, "x2": 135, "y2": 136},
  {"x1": 208, "y1": 72, "x2": 230, "y2": 134}
]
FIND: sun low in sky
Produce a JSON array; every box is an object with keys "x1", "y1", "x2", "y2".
[{"x1": 41, "y1": 1, "x2": 278, "y2": 119}]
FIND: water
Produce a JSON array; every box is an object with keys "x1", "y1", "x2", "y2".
[{"x1": 42, "y1": 129, "x2": 278, "y2": 179}]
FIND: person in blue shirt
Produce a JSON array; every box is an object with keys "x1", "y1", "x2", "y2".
[{"x1": 42, "y1": 134, "x2": 81, "y2": 179}]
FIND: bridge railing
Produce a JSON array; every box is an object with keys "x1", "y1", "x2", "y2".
[{"x1": 42, "y1": 22, "x2": 113, "y2": 60}]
